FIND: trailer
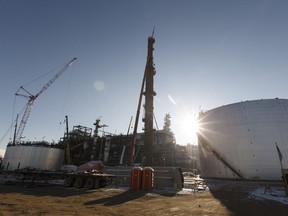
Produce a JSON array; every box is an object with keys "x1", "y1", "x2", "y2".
[
  {"x1": 64, "y1": 170, "x2": 115, "y2": 189},
  {"x1": 0, "y1": 168, "x2": 115, "y2": 189}
]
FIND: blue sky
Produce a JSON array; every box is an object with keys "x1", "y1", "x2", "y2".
[{"x1": 1, "y1": 0, "x2": 288, "y2": 156}]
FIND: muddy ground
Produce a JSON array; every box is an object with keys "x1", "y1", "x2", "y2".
[{"x1": 0, "y1": 180, "x2": 287, "y2": 216}]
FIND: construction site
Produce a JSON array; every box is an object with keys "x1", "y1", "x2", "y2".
[
  {"x1": 1, "y1": 33, "x2": 288, "y2": 215},
  {"x1": 1, "y1": 32, "x2": 198, "y2": 170},
  {"x1": 1, "y1": 34, "x2": 195, "y2": 189}
]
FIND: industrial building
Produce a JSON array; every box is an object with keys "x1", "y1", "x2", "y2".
[{"x1": 58, "y1": 123, "x2": 177, "y2": 167}]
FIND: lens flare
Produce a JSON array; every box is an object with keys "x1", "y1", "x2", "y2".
[{"x1": 174, "y1": 112, "x2": 200, "y2": 145}]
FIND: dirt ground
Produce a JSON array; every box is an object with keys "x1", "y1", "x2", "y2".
[{"x1": 0, "y1": 180, "x2": 288, "y2": 216}]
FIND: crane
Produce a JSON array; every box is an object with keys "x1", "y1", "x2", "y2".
[{"x1": 14, "y1": 57, "x2": 77, "y2": 144}]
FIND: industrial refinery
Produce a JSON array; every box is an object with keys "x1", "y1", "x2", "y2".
[
  {"x1": 1, "y1": 34, "x2": 288, "y2": 186},
  {"x1": 2, "y1": 1, "x2": 288, "y2": 215},
  {"x1": 1, "y1": 29, "x2": 288, "y2": 216},
  {"x1": 1, "y1": 34, "x2": 196, "y2": 172},
  {"x1": 0, "y1": 34, "x2": 287, "y2": 216}
]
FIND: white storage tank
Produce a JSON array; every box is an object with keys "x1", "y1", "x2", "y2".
[
  {"x1": 198, "y1": 98, "x2": 288, "y2": 181},
  {"x1": 2, "y1": 143, "x2": 64, "y2": 171}
]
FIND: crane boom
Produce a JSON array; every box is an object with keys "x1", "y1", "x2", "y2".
[
  {"x1": 34, "y1": 58, "x2": 77, "y2": 99},
  {"x1": 14, "y1": 57, "x2": 77, "y2": 144},
  {"x1": 15, "y1": 99, "x2": 34, "y2": 143}
]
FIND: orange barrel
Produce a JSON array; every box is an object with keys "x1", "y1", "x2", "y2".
[
  {"x1": 130, "y1": 167, "x2": 143, "y2": 190},
  {"x1": 142, "y1": 167, "x2": 154, "y2": 190}
]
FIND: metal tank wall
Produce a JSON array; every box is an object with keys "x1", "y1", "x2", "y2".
[
  {"x1": 198, "y1": 99, "x2": 288, "y2": 181},
  {"x1": 2, "y1": 145, "x2": 64, "y2": 170}
]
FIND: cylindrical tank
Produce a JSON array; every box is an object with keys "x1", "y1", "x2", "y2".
[
  {"x1": 198, "y1": 98, "x2": 288, "y2": 181},
  {"x1": 2, "y1": 144, "x2": 64, "y2": 170}
]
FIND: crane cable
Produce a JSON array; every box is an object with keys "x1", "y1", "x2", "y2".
[
  {"x1": 59, "y1": 61, "x2": 75, "y2": 119},
  {"x1": 57, "y1": 61, "x2": 75, "y2": 140},
  {"x1": 153, "y1": 113, "x2": 159, "y2": 131},
  {"x1": 0, "y1": 95, "x2": 18, "y2": 144},
  {"x1": 21, "y1": 63, "x2": 67, "y2": 88}
]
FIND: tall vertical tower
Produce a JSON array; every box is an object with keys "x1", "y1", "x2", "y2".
[{"x1": 143, "y1": 35, "x2": 156, "y2": 166}]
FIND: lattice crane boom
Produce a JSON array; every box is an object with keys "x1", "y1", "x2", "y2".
[
  {"x1": 34, "y1": 58, "x2": 77, "y2": 99},
  {"x1": 14, "y1": 57, "x2": 77, "y2": 144}
]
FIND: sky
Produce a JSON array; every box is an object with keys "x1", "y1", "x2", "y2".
[{"x1": 1, "y1": 0, "x2": 288, "y2": 157}]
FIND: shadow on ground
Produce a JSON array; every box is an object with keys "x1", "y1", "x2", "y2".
[
  {"x1": 0, "y1": 183, "x2": 95, "y2": 197},
  {"x1": 205, "y1": 179, "x2": 288, "y2": 216},
  {"x1": 84, "y1": 188, "x2": 178, "y2": 206},
  {"x1": 84, "y1": 189, "x2": 147, "y2": 206}
]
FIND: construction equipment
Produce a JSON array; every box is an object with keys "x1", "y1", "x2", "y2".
[{"x1": 14, "y1": 58, "x2": 77, "y2": 144}]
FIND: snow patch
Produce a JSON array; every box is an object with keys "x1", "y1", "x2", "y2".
[{"x1": 249, "y1": 187, "x2": 288, "y2": 205}]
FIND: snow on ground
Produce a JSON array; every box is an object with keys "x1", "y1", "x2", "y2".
[{"x1": 249, "y1": 186, "x2": 288, "y2": 205}]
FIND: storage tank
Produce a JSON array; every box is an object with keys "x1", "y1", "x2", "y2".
[
  {"x1": 198, "y1": 98, "x2": 288, "y2": 181},
  {"x1": 2, "y1": 143, "x2": 64, "y2": 171}
]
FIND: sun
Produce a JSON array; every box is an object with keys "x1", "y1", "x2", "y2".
[
  {"x1": 173, "y1": 113, "x2": 200, "y2": 145},
  {"x1": 182, "y1": 114, "x2": 200, "y2": 134}
]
